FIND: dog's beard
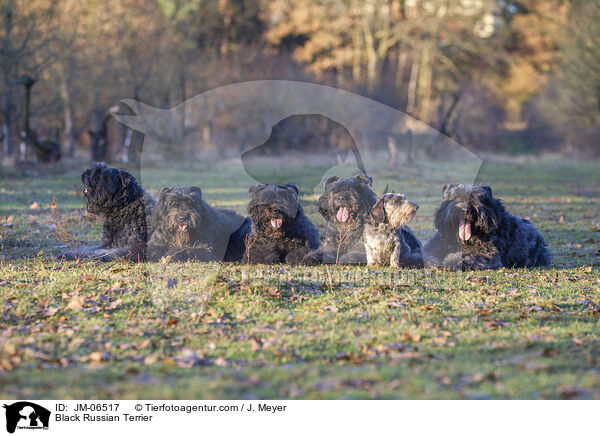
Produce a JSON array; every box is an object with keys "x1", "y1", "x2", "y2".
[
  {"x1": 174, "y1": 229, "x2": 190, "y2": 247},
  {"x1": 385, "y1": 205, "x2": 415, "y2": 228},
  {"x1": 166, "y1": 210, "x2": 199, "y2": 247}
]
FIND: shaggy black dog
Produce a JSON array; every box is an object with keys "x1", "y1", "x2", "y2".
[
  {"x1": 304, "y1": 174, "x2": 377, "y2": 264},
  {"x1": 59, "y1": 163, "x2": 155, "y2": 261},
  {"x1": 423, "y1": 184, "x2": 552, "y2": 270},
  {"x1": 147, "y1": 186, "x2": 250, "y2": 262},
  {"x1": 364, "y1": 193, "x2": 423, "y2": 268},
  {"x1": 245, "y1": 184, "x2": 320, "y2": 264}
]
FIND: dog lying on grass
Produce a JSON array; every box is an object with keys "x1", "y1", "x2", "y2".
[
  {"x1": 424, "y1": 184, "x2": 552, "y2": 270},
  {"x1": 364, "y1": 193, "x2": 423, "y2": 268},
  {"x1": 304, "y1": 175, "x2": 377, "y2": 264},
  {"x1": 245, "y1": 184, "x2": 320, "y2": 264},
  {"x1": 147, "y1": 186, "x2": 250, "y2": 262},
  {"x1": 58, "y1": 163, "x2": 155, "y2": 261}
]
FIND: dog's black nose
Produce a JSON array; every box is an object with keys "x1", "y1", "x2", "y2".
[
  {"x1": 177, "y1": 215, "x2": 188, "y2": 223},
  {"x1": 336, "y1": 194, "x2": 346, "y2": 202}
]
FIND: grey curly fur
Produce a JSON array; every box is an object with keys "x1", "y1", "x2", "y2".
[
  {"x1": 59, "y1": 163, "x2": 155, "y2": 262},
  {"x1": 364, "y1": 193, "x2": 423, "y2": 268},
  {"x1": 147, "y1": 186, "x2": 250, "y2": 262},
  {"x1": 423, "y1": 184, "x2": 552, "y2": 270},
  {"x1": 304, "y1": 175, "x2": 377, "y2": 264},
  {"x1": 245, "y1": 184, "x2": 320, "y2": 264}
]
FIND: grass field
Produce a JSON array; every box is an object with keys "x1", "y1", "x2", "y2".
[{"x1": 1, "y1": 156, "x2": 599, "y2": 399}]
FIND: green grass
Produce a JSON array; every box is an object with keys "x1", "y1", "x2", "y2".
[{"x1": 0, "y1": 156, "x2": 599, "y2": 399}]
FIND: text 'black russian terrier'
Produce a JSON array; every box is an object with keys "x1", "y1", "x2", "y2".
[
  {"x1": 424, "y1": 184, "x2": 552, "y2": 270},
  {"x1": 245, "y1": 184, "x2": 320, "y2": 264}
]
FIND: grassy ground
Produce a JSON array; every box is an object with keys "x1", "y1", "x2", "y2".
[{"x1": 0, "y1": 156, "x2": 599, "y2": 399}]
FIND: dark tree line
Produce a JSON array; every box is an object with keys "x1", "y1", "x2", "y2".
[{"x1": 0, "y1": 0, "x2": 597, "y2": 165}]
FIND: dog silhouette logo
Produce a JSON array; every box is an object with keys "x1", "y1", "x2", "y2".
[{"x1": 3, "y1": 402, "x2": 50, "y2": 433}]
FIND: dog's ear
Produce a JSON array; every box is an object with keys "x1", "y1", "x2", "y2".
[
  {"x1": 480, "y1": 185, "x2": 493, "y2": 197},
  {"x1": 157, "y1": 187, "x2": 172, "y2": 200},
  {"x1": 248, "y1": 184, "x2": 265, "y2": 197},
  {"x1": 442, "y1": 183, "x2": 458, "y2": 199},
  {"x1": 355, "y1": 174, "x2": 373, "y2": 186},
  {"x1": 119, "y1": 171, "x2": 134, "y2": 187},
  {"x1": 188, "y1": 186, "x2": 204, "y2": 210},
  {"x1": 323, "y1": 176, "x2": 339, "y2": 190},
  {"x1": 280, "y1": 184, "x2": 299, "y2": 196},
  {"x1": 189, "y1": 186, "x2": 202, "y2": 198},
  {"x1": 370, "y1": 197, "x2": 386, "y2": 223}
]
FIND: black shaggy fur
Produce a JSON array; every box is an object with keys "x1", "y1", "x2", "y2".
[
  {"x1": 245, "y1": 184, "x2": 320, "y2": 264},
  {"x1": 59, "y1": 163, "x2": 155, "y2": 261},
  {"x1": 423, "y1": 184, "x2": 552, "y2": 270},
  {"x1": 304, "y1": 175, "x2": 377, "y2": 264},
  {"x1": 147, "y1": 186, "x2": 250, "y2": 262}
]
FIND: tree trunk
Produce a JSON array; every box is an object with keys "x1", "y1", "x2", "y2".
[
  {"x1": 406, "y1": 57, "x2": 419, "y2": 115},
  {"x1": 395, "y1": 46, "x2": 408, "y2": 90},
  {"x1": 90, "y1": 92, "x2": 108, "y2": 161},
  {"x1": 416, "y1": 39, "x2": 433, "y2": 122},
  {"x1": 2, "y1": 89, "x2": 13, "y2": 157},
  {"x1": 363, "y1": 27, "x2": 379, "y2": 91},
  {"x1": 439, "y1": 90, "x2": 462, "y2": 138},
  {"x1": 61, "y1": 77, "x2": 76, "y2": 157},
  {"x1": 351, "y1": 27, "x2": 362, "y2": 82},
  {"x1": 122, "y1": 128, "x2": 132, "y2": 164}
]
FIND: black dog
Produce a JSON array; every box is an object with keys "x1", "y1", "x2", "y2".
[
  {"x1": 60, "y1": 163, "x2": 155, "y2": 261},
  {"x1": 304, "y1": 174, "x2": 377, "y2": 264},
  {"x1": 245, "y1": 184, "x2": 320, "y2": 264},
  {"x1": 148, "y1": 186, "x2": 250, "y2": 262},
  {"x1": 423, "y1": 184, "x2": 552, "y2": 270}
]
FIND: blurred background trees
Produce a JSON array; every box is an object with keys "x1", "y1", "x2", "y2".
[{"x1": 0, "y1": 0, "x2": 597, "y2": 164}]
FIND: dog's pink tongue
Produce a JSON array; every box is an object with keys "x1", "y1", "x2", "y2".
[
  {"x1": 178, "y1": 224, "x2": 187, "y2": 231},
  {"x1": 271, "y1": 218, "x2": 283, "y2": 228},
  {"x1": 459, "y1": 219, "x2": 472, "y2": 241},
  {"x1": 336, "y1": 207, "x2": 350, "y2": 223}
]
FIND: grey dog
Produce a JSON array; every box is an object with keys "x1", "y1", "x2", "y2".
[
  {"x1": 147, "y1": 186, "x2": 250, "y2": 262},
  {"x1": 364, "y1": 193, "x2": 423, "y2": 268}
]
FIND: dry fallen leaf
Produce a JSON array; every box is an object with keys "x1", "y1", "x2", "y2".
[
  {"x1": 160, "y1": 256, "x2": 172, "y2": 265},
  {"x1": 89, "y1": 351, "x2": 103, "y2": 363},
  {"x1": 401, "y1": 331, "x2": 421, "y2": 343},
  {"x1": 143, "y1": 354, "x2": 158, "y2": 365},
  {"x1": 106, "y1": 298, "x2": 122, "y2": 310},
  {"x1": 251, "y1": 336, "x2": 263, "y2": 352},
  {"x1": 172, "y1": 350, "x2": 207, "y2": 368},
  {"x1": 66, "y1": 295, "x2": 85, "y2": 310}
]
